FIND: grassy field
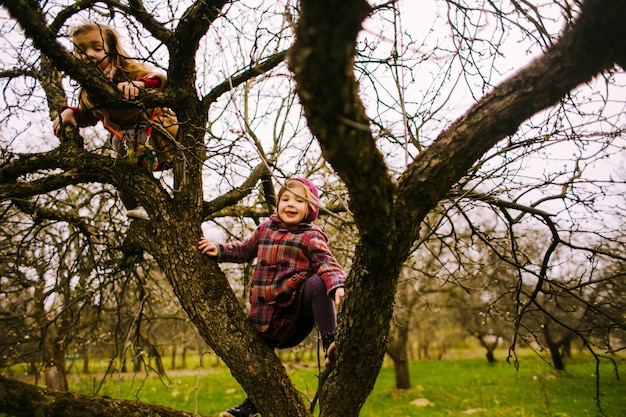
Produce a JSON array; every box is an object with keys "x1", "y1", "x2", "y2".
[{"x1": 10, "y1": 353, "x2": 626, "y2": 416}]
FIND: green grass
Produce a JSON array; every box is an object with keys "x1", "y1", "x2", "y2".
[
  {"x1": 359, "y1": 356, "x2": 625, "y2": 417},
  {"x1": 13, "y1": 354, "x2": 626, "y2": 416}
]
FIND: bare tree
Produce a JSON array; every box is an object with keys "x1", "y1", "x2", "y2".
[{"x1": 1, "y1": 1, "x2": 625, "y2": 416}]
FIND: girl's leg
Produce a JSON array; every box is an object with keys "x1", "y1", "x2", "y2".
[
  {"x1": 302, "y1": 275, "x2": 338, "y2": 366},
  {"x1": 111, "y1": 132, "x2": 148, "y2": 215},
  {"x1": 111, "y1": 135, "x2": 136, "y2": 209},
  {"x1": 266, "y1": 275, "x2": 336, "y2": 349},
  {"x1": 301, "y1": 275, "x2": 336, "y2": 336}
]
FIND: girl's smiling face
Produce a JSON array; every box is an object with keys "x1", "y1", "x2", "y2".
[
  {"x1": 72, "y1": 29, "x2": 110, "y2": 71},
  {"x1": 277, "y1": 187, "x2": 309, "y2": 226}
]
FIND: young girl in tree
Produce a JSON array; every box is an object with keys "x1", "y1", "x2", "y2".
[
  {"x1": 53, "y1": 22, "x2": 178, "y2": 221},
  {"x1": 198, "y1": 177, "x2": 346, "y2": 417}
]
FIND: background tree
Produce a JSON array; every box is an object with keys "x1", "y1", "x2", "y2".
[{"x1": 1, "y1": 1, "x2": 626, "y2": 416}]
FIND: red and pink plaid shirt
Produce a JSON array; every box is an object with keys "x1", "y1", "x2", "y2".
[{"x1": 217, "y1": 214, "x2": 346, "y2": 333}]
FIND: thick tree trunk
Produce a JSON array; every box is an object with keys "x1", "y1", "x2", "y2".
[
  {"x1": 132, "y1": 348, "x2": 143, "y2": 373},
  {"x1": 387, "y1": 321, "x2": 411, "y2": 389},
  {"x1": 0, "y1": 375, "x2": 197, "y2": 417},
  {"x1": 543, "y1": 324, "x2": 566, "y2": 371},
  {"x1": 82, "y1": 346, "x2": 90, "y2": 374},
  {"x1": 477, "y1": 335, "x2": 500, "y2": 364},
  {"x1": 148, "y1": 343, "x2": 166, "y2": 376},
  {"x1": 44, "y1": 364, "x2": 68, "y2": 393},
  {"x1": 548, "y1": 343, "x2": 565, "y2": 371},
  {"x1": 42, "y1": 326, "x2": 68, "y2": 392}
]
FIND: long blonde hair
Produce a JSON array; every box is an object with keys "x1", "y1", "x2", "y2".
[{"x1": 70, "y1": 22, "x2": 150, "y2": 79}]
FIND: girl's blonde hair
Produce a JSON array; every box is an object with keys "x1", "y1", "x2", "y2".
[{"x1": 70, "y1": 22, "x2": 149, "y2": 77}]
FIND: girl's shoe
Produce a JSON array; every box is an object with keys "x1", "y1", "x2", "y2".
[
  {"x1": 322, "y1": 332, "x2": 337, "y2": 367},
  {"x1": 127, "y1": 206, "x2": 150, "y2": 220},
  {"x1": 221, "y1": 398, "x2": 258, "y2": 417}
]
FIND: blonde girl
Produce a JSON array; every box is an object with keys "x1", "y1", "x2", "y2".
[{"x1": 53, "y1": 22, "x2": 177, "y2": 220}]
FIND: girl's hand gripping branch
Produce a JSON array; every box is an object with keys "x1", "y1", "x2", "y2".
[
  {"x1": 198, "y1": 237, "x2": 218, "y2": 257},
  {"x1": 333, "y1": 287, "x2": 345, "y2": 307},
  {"x1": 117, "y1": 80, "x2": 145, "y2": 100},
  {"x1": 52, "y1": 107, "x2": 78, "y2": 136}
]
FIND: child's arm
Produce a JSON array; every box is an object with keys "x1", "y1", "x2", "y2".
[
  {"x1": 199, "y1": 222, "x2": 264, "y2": 263},
  {"x1": 305, "y1": 231, "x2": 346, "y2": 305}
]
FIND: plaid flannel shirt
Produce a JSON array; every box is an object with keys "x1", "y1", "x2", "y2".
[{"x1": 217, "y1": 214, "x2": 346, "y2": 333}]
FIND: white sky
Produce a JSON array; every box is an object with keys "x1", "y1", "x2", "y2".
[{"x1": 1, "y1": 1, "x2": 624, "y2": 201}]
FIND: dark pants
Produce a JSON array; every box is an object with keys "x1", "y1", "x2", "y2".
[{"x1": 261, "y1": 275, "x2": 336, "y2": 349}]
